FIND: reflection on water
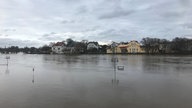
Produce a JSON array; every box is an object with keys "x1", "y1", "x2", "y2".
[
  {"x1": 0, "y1": 54, "x2": 192, "y2": 108},
  {"x1": 5, "y1": 65, "x2": 10, "y2": 75},
  {"x1": 0, "y1": 64, "x2": 10, "y2": 75},
  {"x1": 111, "y1": 55, "x2": 121, "y2": 87}
]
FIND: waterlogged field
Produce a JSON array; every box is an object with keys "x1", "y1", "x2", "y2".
[{"x1": 0, "y1": 54, "x2": 192, "y2": 108}]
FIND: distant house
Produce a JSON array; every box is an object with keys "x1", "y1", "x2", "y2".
[
  {"x1": 51, "y1": 42, "x2": 66, "y2": 54},
  {"x1": 107, "y1": 41, "x2": 145, "y2": 54},
  {"x1": 87, "y1": 42, "x2": 99, "y2": 50},
  {"x1": 127, "y1": 41, "x2": 145, "y2": 53},
  {"x1": 63, "y1": 47, "x2": 75, "y2": 54}
]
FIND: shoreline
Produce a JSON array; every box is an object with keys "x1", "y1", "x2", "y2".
[{"x1": 1, "y1": 52, "x2": 192, "y2": 56}]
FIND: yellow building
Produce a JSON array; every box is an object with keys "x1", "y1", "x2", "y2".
[
  {"x1": 107, "y1": 41, "x2": 145, "y2": 54},
  {"x1": 107, "y1": 46, "x2": 122, "y2": 54},
  {"x1": 127, "y1": 41, "x2": 145, "y2": 53}
]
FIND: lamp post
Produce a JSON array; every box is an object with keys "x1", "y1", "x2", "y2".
[
  {"x1": 5, "y1": 56, "x2": 10, "y2": 66},
  {"x1": 111, "y1": 42, "x2": 119, "y2": 86},
  {"x1": 32, "y1": 67, "x2": 35, "y2": 83},
  {"x1": 111, "y1": 42, "x2": 125, "y2": 87}
]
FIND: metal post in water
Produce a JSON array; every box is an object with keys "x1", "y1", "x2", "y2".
[
  {"x1": 5, "y1": 56, "x2": 10, "y2": 66},
  {"x1": 111, "y1": 42, "x2": 119, "y2": 86},
  {"x1": 32, "y1": 67, "x2": 35, "y2": 83},
  {"x1": 5, "y1": 65, "x2": 10, "y2": 74},
  {"x1": 7, "y1": 59, "x2": 8, "y2": 66}
]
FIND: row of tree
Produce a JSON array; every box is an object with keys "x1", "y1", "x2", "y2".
[
  {"x1": 0, "y1": 45, "x2": 52, "y2": 54},
  {"x1": 140, "y1": 37, "x2": 192, "y2": 54},
  {"x1": 0, "y1": 38, "x2": 108, "y2": 54}
]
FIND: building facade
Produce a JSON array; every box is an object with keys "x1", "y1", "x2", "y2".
[
  {"x1": 51, "y1": 42, "x2": 66, "y2": 54},
  {"x1": 127, "y1": 41, "x2": 144, "y2": 53},
  {"x1": 107, "y1": 41, "x2": 145, "y2": 54}
]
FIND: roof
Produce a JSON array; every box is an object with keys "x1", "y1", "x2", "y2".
[
  {"x1": 118, "y1": 45, "x2": 128, "y2": 48},
  {"x1": 53, "y1": 42, "x2": 65, "y2": 46}
]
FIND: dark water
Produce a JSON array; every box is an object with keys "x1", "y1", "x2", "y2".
[{"x1": 0, "y1": 54, "x2": 192, "y2": 108}]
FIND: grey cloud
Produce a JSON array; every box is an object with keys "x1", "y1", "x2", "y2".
[
  {"x1": 61, "y1": 20, "x2": 75, "y2": 24},
  {"x1": 95, "y1": 28, "x2": 140, "y2": 41},
  {"x1": 99, "y1": 29, "x2": 136, "y2": 37},
  {"x1": 162, "y1": 11, "x2": 184, "y2": 18},
  {"x1": 39, "y1": 33, "x2": 64, "y2": 41},
  {"x1": 0, "y1": 38, "x2": 41, "y2": 47},
  {"x1": 180, "y1": 0, "x2": 191, "y2": 7},
  {"x1": 39, "y1": 36, "x2": 64, "y2": 41},
  {"x1": 94, "y1": 0, "x2": 136, "y2": 19},
  {"x1": 82, "y1": 26, "x2": 100, "y2": 32},
  {"x1": 99, "y1": 10, "x2": 135, "y2": 19},
  {"x1": 182, "y1": 23, "x2": 192, "y2": 29},
  {"x1": 99, "y1": 29, "x2": 116, "y2": 36},
  {"x1": 39, "y1": 32, "x2": 78, "y2": 42},
  {"x1": 1, "y1": 29, "x2": 16, "y2": 32},
  {"x1": 50, "y1": 32, "x2": 56, "y2": 35},
  {"x1": 0, "y1": 0, "x2": 192, "y2": 47},
  {"x1": 152, "y1": 0, "x2": 191, "y2": 19},
  {"x1": 0, "y1": 34, "x2": 9, "y2": 37},
  {"x1": 42, "y1": 34, "x2": 49, "y2": 37},
  {"x1": 76, "y1": 6, "x2": 88, "y2": 14}
]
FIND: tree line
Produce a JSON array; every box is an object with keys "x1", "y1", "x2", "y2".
[
  {"x1": 0, "y1": 38, "x2": 107, "y2": 54},
  {"x1": 0, "y1": 37, "x2": 191, "y2": 54},
  {"x1": 141, "y1": 37, "x2": 192, "y2": 54},
  {"x1": 0, "y1": 45, "x2": 52, "y2": 54}
]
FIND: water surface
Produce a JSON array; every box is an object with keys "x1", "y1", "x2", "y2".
[{"x1": 0, "y1": 54, "x2": 192, "y2": 108}]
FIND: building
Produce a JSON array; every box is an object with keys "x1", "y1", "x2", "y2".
[
  {"x1": 62, "y1": 47, "x2": 75, "y2": 54},
  {"x1": 107, "y1": 41, "x2": 145, "y2": 54},
  {"x1": 87, "y1": 42, "x2": 99, "y2": 50},
  {"x1": 127, "y1": 41, "x2": 145, "y2": 53},
  {"x1": 51, "y1": 42, "x2": 66, "y2": 54}
]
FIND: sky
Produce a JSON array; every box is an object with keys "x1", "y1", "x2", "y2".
[{"x1": 0, "y1": 0, "x2": 192, "y2": 47}]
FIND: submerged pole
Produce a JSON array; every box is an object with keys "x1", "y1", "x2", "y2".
[
  {"x1": 5, "y1": 56, "x2": 10, "y2": 66},
  {"x1": 32, "y1": 67, "x2": 35, "y2": 83},
  {"x1": 7, "y1": 59, "x2": 8, "y2": 66},
  {"x1": 111, "y1": 42, "x2": 119, "y2": 86}
]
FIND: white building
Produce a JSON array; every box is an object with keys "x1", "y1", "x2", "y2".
[{"x1": 51, "y1": 42, "x2": 66, "y2": 54}]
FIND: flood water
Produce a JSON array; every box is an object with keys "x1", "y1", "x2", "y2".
[{"x1": 0, "y1": 54, "x2": 192, "y2": 108}]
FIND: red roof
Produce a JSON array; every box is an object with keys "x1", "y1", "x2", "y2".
[{"x1": 53, "y1": 42, "x2": 65, "y2": 46}]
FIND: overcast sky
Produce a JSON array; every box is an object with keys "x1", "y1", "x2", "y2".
[{"x1": 0, "y1": 0, "x2": 192, "y2": 47}]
